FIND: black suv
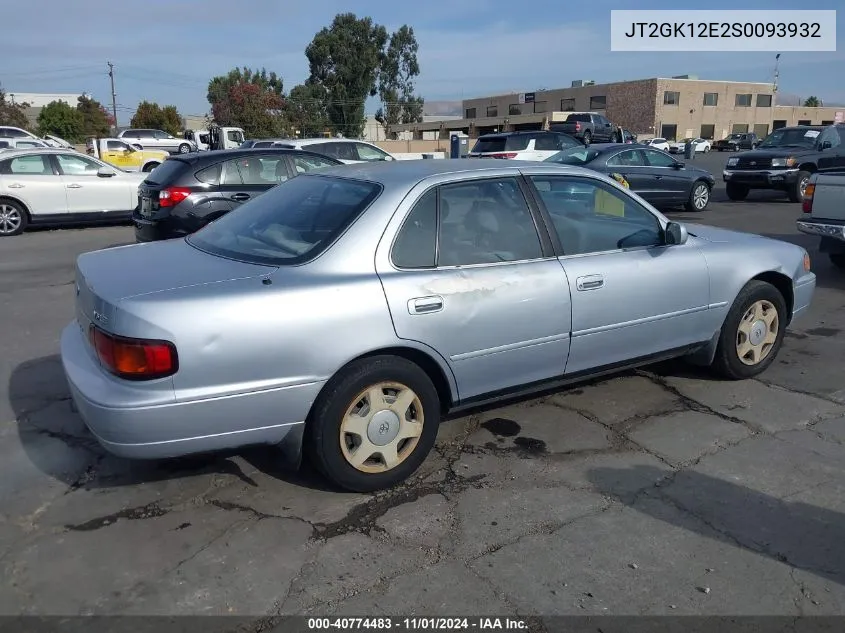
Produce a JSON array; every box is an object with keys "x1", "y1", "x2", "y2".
[
  {"x1": 133, "y1": 148, "x2": 341, "y2": 242},
  {"x1": 722, "y1": 125, "x2": 845, "y2": 203},
  {"x1": 713, "y1": 132, "x2": 759, "y2": 152}
]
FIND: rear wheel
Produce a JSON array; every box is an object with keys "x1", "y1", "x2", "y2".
[
  {"x1": 788, "y1": 170, "x2": 811, "y2": 203},
  {"x1": 0, "y1": 199, "x2": 28, "y2": 236},
  {"x1": 306, "y1": 355, "x2": 440, "y2": 492},
  {"x1": 726, "y1": 182, "x2": 749, "y2": 201},
  {"x1": 830, "y1": 254, "x2": 845, "y2": 269},
  {"x1": 177, "y1": 143, "x2": 191, "y2": 154},
  {"x1": 582, "y1": 131, "x2": 592, "y2": 146},
  {"x1": 711, "y1": 280, "x2": 786, "y2": 380},
  {"x1": 142, "y1": 162, "x2": 159, "y2": 172},
  {"x1": 686, "y1": 181, "x2": 710, "y2": 212}
]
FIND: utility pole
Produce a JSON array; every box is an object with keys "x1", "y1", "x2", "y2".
[
  {"x1": 107, "y1": 62, "x2": 118, "y2": 135},
  {"x1": 772, "y1": 53, "x2": 780, "y2": 106}
]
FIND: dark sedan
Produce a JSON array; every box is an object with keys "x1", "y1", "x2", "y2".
[
  {"x1": 544, "y1": 143, "x2": 716, "y2": 212},
  {"x1": 133, "y1": 148, "x2": 342, "y2": 242}
]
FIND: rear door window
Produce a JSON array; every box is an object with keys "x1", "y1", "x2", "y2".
[
  {"x1": 239, "y1": 154, "x2": 290, "y2": 184},
  {"x1": 292, "y1": 154, "x2": 339, "y2": 174}
]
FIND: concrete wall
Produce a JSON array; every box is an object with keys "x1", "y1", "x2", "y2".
[{"x1": 372, "y1": 139, "x2": 450, "y2": 154}]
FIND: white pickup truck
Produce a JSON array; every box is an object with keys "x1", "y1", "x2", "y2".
[{"x1": 797, "y1": 172, "x2": 845, "y2": 269}]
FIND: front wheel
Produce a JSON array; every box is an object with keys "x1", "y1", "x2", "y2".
[
  {"x1": 726, "y1": 182, "x2": 749, "y2": 201},
  {"x1": 788, "y1": 170, "x2": 811, "y2": 203},
  {"x1": 582, "y1": 131, "x2": 592, "y2": 146},
  {"x1": 177, "y1": 143, "x2": 191, "y2": 154},
  {"x1": 306, "y1": 356, "x2": 440, "y2": 492},
  {"x1": 711, "y1": 280, "x2": 787, "y2": 380},
  {"x1": 686, "y1": 181, "x2": 710, "y2": 212}
]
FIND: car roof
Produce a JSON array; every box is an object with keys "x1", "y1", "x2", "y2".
[
  {"x1": 162, "y1": 147, "x2": 341, "y2": 166},
  {"x1": 477, "y1": 130, "x2": 564, "y2": 139},
  {"x1": 285, "y1": 138, "x2": 375, "y2": 146},
  {"x1": 0, "y1": 148, "x2": 85, "y2": 159}
]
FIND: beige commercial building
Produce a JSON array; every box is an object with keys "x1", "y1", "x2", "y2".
[{"x1": 392, "y1": 76, "x2": 844, "y2": 141}]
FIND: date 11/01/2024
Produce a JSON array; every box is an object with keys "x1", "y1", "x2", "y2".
[
  {"x1": 624, "y1": 22, "x2": 821, "y2": 39},
  {"x1": 307, "y1": 617, "x2": 528, "y2": 630}
]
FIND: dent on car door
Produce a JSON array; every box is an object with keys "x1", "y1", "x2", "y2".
[
  {"x1": 375, "y1": 177, "x2": 572, "y2": 401},
  {"x1": 527, "y1": 174, "x2": 711, "y2": 373}
]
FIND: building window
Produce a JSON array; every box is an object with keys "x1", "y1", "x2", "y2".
[
  {"x1": 486, "y1": 105, "x2": 497, "y2": 117},
  {"x1": 756, "y1": 94, "x2": 773, "y2": 107},
  {"x1": 735, "y1": 94, "x2": 752, "y2": 107},
  {"x1": 660, "y1": 124, "x2": 678, "y2": 140},
  {"x1": 509, "y1": 104, "x2": 522, "y2": 115},
  {"x1": 465, "y1": 108, "x2": 476, "y2": 119},
  {"x1": 753, "y1": 123, "x2": 769, "y2": 138},
  {"x1": 533, "y1": 101, "x2": 548, "y2": 113},
  {"x1": 731, "y1": 123, "x2": 749, "y2": 133},
  {"x1": 703, "y1": 92, "x2": 719, "y2": 106},
  {"x1": 560, "y1": 98, "x2": 575, "y2": 111},
  {"x1": 772, "y1": 119, "x2": 787, "y2": 130},
  {"x1": 822, "y1": 120, "x2": 834, "y2": 125},
  {"x1": 663, "y1": 91, "x2": 680, "y2": 105},
  {"x1": 589, "y1": 95, "x2": 606, "y2": 110},
  {"x1": 700, "y1": 124, "x2": 715, "y2": 139},
  {"x1": 798, "y1": 119, "x2": 811, "y2": 126}
]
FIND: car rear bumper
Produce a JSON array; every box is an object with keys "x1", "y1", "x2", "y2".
[
  {"x1": 723, "y1": 168, "x2": 799, "y2": 189},
  {"x1": 133, "y1": 211, "x2": 188, "y2": 242},
  {"x1": 796, "y1": 219, "x2": 845, "y2": 242},
  {"x1": 61, "y1": 322, "x2": 321, "y2": 460},
  {"x1": 791, "y1": 272, "x2": 816, "y2": 322}
]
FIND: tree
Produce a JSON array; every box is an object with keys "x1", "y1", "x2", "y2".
[
  {"x1": 803, "y1": 96, "x2": 820, "y2": 107},
  {"x1": 375, "y1": 25, "x2": 424, "y2": 137},
  {"x1": 130, "y1": 101, "x2": 184, "y2": 135},
  {"x1": 305, "y1": 13, "x2": 388, "y2": 138},
  {"x1": 207, "y1": 67, "x2": 286, "y2": 137},
  {"x1": 77, "y1": 95, "x2": 113, "y2": 138},
  {"x1": 37, "y1": 100, "x2": 84, "y2": 141},
  {"x1": 0, "y1": 89, "x2": 30, "y2": 129},
  {"x1": 287, "y1": 81, "x2": 328, "y2": 137}
]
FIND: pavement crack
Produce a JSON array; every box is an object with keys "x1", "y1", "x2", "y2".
[
  {"x1": 754, "y1": 377, "x2": 845, "y2": 408},
  {"x1": 64, "y1": 501, "x2": 170, "y2": 532}
]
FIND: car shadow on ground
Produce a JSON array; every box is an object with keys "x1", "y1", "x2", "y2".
[
  {"x1": 588, "y1": 464, "x2": 845, "y2": 588},
  {"x1": 9, "y1": 354, "x2": 339, "y2": 494}
]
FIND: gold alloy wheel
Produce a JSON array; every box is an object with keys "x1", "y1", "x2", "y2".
[
  {"x1": 736, "y1": 299, "x2": 779, "y2": 366},
  {"x1": 339, "y1": 381, "x2": 424, "y2": 473}
]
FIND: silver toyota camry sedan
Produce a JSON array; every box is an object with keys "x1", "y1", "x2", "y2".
[{"x1": 61, "y1": 159, "x2": 816, "y2": 492}]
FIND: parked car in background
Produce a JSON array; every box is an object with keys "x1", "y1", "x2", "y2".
[
  {"x1": 0, "y1": 138, "x2": 51, "y2": 152},
  {"x1": 797, "y1": 171, "x2": 845, "y2": 269},
  {"x1": 468, "y1": 131, "x2": 581, "y2": 160},
  {"x1": 0, "y1": 126, "x2": 74, "y2": 149},
  {"x1": 133, "y1": 148, "x2": 342, "y2": 242},
  {"x1": 722, "y1": 124, "x2": 845, "y2": 202},
  {"x1": 714, "y1": 133, "x2": 759, "y2": 152},
  {"x1": 61, "y1": 159, "x2": 815, "y2": 492},
  {"x1": 275, "y1": 138, "x2": 396, "y2": 163},
  {"x1": 622, "y1": 129, "x2": 637, "y2": 144},
  {"x1": 86, "y1": 137, "x2": 168, "y2": 172},
  {"x1": 554, "y1": 113, "x2": 617, "y2": 145},
  {"x1": 545, "y1": 143, "x2": 715, "y2": 212},
  {"x1": 240, "y1": 138, "x2": 291, "y2": 149},
  {"x1": 669, "y1": 138, "x2": 710, "y2": 154},
  {"x1": 118, "y1": 129, "x2": 196, "y2": 154},
  {"x1": 0, "y1": 149, "x2": 145, "y2": 236},
  {"x1": 645, "y1": 138, "x2": 670, "y2": 152}
]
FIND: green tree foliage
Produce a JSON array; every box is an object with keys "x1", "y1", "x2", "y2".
[
  {"x1": 207, "y1": 67, "x2": 287, "y2": 137},
  {"x1": 37, "y1": 100, "x2": 84, "y2": 141},
  {"x1": 77, "y1": 95, "x2": 113, "y2": 138},
  {"x1": 305, "y1": 14, "x2": 388, "y2": 138},
  {"x1": 287, "y1": 81, "x2": 328, "y2": 138},
  {"x1": 130, "y1": 101, "x2": 184, "y2": 135},
  {"x1": 803, "y1": 95, "x2": 820, "y2": 107},
  {"x1": 0, "y1": 89, "x2": 32, "y2": 130},
  {"x1": 375, "y1": 25, "x2": 424, "y2": 137}
]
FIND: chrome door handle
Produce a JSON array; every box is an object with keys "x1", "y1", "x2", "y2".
[
  {"x1": 408, "y1": 295, "x2": 444, "y2": 314},
  {"x1": 66, "y1": 184, "x2": 82, "y2": 189},
  {"x1": 231, "y1": 193, "x2": 250, "y2": 201},
  {"x1": 576, "y1": 275, "x2": 604, "y2": 291},
  {"x1": 8, "y1": 183, "x2": 23, "y2": 188}
]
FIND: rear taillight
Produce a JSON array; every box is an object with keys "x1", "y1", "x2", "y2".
[
  {"x1": 802, "y1": 183, "x2": 815, "y2": 213},
  {"x1": 575, "y1": 122, "x2": 581, "y2": 131},
  {"x1": 158, "y1": 186, "x2": 191, "y2": 208},
  {"x1": 88, "y1": 325, "x2": 178, "y2": 380},
  {"x1": 490, "y1": 152, "x2": 518, "y2": 159}
]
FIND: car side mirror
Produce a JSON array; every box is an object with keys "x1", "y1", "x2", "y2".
[
  {"x1": 821, "y1": 141, "x2": 832, "y2": 150},
  {"x1": 665, "y1": 221, "x2": 688, "y2": 245},
  {"x1": 132, "y1": 144, "x2": 143, "y2": 150},
  {"x1": 384, "y1": 155, "x2": 395, "y2": 161},
  {"x1": 97, "y1": 166, "x2": 115, "y2": 177},
  {"x1": 672, "y1": 162, "x2": 684, "y2": 169}
]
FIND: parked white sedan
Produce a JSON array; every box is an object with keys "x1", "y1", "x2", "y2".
[
  {"x1": 0, "y1": 149, "x2": 146, "y2": 236},
  {"x1": 669, "y1": 138, "x2": 711, "y2": 154},
  {"x1": 645, "y1": 137, "x2": 671, "y2": 152}
]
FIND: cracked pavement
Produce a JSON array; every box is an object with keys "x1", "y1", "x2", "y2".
[{"x1": 3, "y1": 158, "x2": 845, "y2": 623}]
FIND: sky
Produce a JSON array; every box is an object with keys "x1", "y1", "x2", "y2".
[{"x1": 2, "y1": 0, "x2": 842, "y2": 126}]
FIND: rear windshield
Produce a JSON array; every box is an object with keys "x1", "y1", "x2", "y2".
[
  {"x1": 187, "y1": 175, "x2": 382, "y2": 266},
  {"x1": 143, "y1": 159, "x2": 187, "y2": 185},
  {"x1": 471, "y1": 135, "x2": 530, "y2": 153},
  {"x1": 565, "y1": 114, "x2": 591, "y2": 122},
  {"x1": 544, "y1": 146, "x2": 602, "y2": 165},
  {"x1": 759, "y1": 128, "x2": 823, "y2": 148}
]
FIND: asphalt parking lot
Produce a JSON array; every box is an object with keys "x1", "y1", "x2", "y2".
[{"x1": 2, "y1": 151, "x2": 845, "y2": 625}]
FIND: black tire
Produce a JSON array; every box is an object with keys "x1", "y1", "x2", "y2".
[
  {"x1": 177, "y1": 143, "x2": 191, "y2": 154},
  {"x1": 830, "y1": 254, "x2": 845, "y2": 269},
  {"x1": 0, "y1": 198, "x2": 29, "y2": 237},
  {"x1": 142, "y1": 162, "x2": 159, "y2": 172},
  {"x1": 788, "y1": 170, "x2": 811, "y2": 203},
  {"x1": 686, "y1": 180, "x2": 711, "y2": 212},
  {"x1": 726, "y1": 182, "x2": 749, "y2": 201},
  {"x1": 306, "y1": 355, "x2": 440, "y2": 492},
  {"x1": 711, "y1": 280, "x2": 787, "y2": 380},
  {"x1": 582, "y1": 131, "x2": 592, "y2": 146}
]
